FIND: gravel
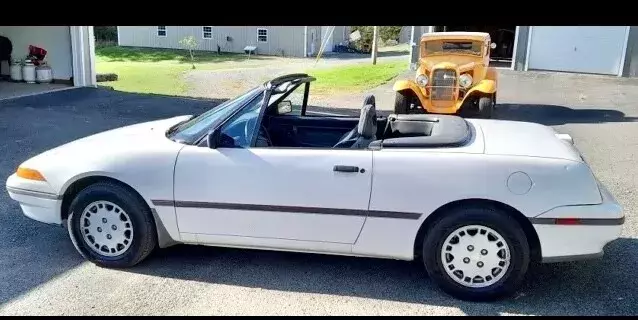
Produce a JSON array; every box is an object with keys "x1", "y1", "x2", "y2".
[{"x1": 0, "y1": 69, "x2": 637, "y2": 315}]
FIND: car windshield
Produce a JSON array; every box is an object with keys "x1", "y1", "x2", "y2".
[
  {"x1": 168, "y1": 86, "x2": 264, "y2": 144},
  {"x1": 422, "y1": 40, "x2": 483, "y2": 56}
]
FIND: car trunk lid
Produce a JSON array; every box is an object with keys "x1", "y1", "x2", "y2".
[{"x1": 468, "y1": 119, "x2": 584, "y2": 162}]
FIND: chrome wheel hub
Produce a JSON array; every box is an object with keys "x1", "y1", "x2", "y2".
[
  {"x1": 440, "y1": 225, "x2": 511, "y2": 288},
  {"x1": 80, "y1": 200, "x2": 134, "y2": 257}
]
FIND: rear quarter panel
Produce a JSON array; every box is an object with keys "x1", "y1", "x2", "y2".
[{"x1": 352, "y1": 149, "x2": 602, "y2": 260}]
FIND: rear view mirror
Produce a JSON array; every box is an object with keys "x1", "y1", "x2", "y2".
[{"x1": 278, "y1": 100, "x2": 293, "y2": 114}]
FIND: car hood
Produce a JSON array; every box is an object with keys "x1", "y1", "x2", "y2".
[
  {"x1": 467, "y1": 119, "x2": 584, "y2": 163},
  {"x1": 20, "y1": 115, "x2": 192, "y2": 169}
]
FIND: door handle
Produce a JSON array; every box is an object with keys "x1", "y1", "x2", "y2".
[{"x1": 333, "y1": 165, "x2": 362, "y2": 173}]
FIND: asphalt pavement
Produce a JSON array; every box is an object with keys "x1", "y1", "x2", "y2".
[{"x1": 0, "y1": 70, "x2": 637, "y2": 315}]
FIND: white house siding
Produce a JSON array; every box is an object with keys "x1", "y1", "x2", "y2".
[
  {"x1": 0, "y1": 26, "x2": 73, "y2": 80},
  {"x1": 330, "y1": 26, "x2": 351, "y2": 47},
  {"x1": 118, "y1": 26, "x2": 308, "y2": 57},
  {"x1": 305, "y1": 26, "x2": 322, "y2": 56},
  {"x1": 399, "y1": 26, "x2": 412, "y2": 43}
]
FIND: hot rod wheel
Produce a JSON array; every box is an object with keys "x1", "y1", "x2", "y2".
[{"x1": 22, "y1": 60, "x2": 36, "y2": 83}]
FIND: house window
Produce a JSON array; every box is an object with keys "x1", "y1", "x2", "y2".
[
  {"x1": 157, "y1": 26, "x2": 167, "y2": 37},
  {"x1": 202, "y1": 26, "x2": 212, "y2": 39},
  {"x1": 257, "y1": 28, "x2": 268, "y2": 43}
]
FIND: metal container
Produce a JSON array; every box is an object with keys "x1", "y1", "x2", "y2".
[
  {"x1": 10, "y1": 60, "x2": 23, "y2": 81},
  {"x1": 36, "y1": 63, "x2": 53, "y2": 83},
  {"x1": 22, "y1": 60, "x2": 36, "y2": 83}
]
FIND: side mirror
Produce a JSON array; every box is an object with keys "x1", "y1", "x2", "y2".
[
  {"x1": 490, "y1": 42, "x2": 497, "y2": 49},
  {"x1": 277, "y1": 100, "x2": 293, "y2": 114},
  {"x1": 206, "y1": 128, "x2": 221, "y2": 149}
]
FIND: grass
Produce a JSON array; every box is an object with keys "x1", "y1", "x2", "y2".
[
  {"x1": 95, "y1": 45, "x2": 271, "y2": 96},
  {"x1": 96, "y1": 45, "x2": 408, "y2": 96},
  {"x1": 308, "y1": 59, "x2": 408, "y2": 94}
]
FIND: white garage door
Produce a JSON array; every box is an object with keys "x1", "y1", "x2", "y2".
[{"x1": 527, "y1": 26, "x2": 628, "y2": 75}]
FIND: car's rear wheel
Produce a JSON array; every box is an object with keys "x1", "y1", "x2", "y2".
[
  {"x1": 422, "y1": 205, "x2": 530, "y2": 301},
  {"x1": 67, "y1": 181, "x2": 157, "y2": 268}
]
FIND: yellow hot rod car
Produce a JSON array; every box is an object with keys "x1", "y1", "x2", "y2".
[{"x1": 393, "y1": 32, "x2": 498, "y2": 118}]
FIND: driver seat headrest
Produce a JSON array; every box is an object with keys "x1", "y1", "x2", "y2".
[{"x1": 363, "y1": 94, "x2": 376, "y2": 108}]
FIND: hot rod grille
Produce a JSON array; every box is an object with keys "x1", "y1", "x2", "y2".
[{"x1": 431, "y1": 69, "x2": 456, "y2": 101}]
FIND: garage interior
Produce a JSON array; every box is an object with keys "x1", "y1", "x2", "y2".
[
  {"x1": 433, "y1": 26, "x2": 517, "y2": 68},
  {"x1": 0, "y1": 26, "x2": 75, "y2": 101}
]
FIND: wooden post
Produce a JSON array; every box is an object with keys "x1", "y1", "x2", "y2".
[{"x1": 371, "y1": 26, "x2": 379, "y2": 65}]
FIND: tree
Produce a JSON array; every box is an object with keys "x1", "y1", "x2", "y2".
[
  {"x1": 350, "y1": 26, "x2": 403, "y2": 52},
  {"x1": 179, "y1": 36, "x2": 198, "y2": 69}
]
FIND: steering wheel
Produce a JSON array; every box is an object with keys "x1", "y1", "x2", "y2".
[{"x1": 243, "y1": 116, "x2": 272, "y2": 147}]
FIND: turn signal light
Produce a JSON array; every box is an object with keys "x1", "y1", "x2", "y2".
[{"x1": 16, "y1": 167, "x2": 46, "y2": 181}]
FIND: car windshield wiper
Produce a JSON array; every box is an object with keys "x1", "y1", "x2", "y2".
[{"x1": 166, "y1": 115, "x2": 196, "y2": 136}]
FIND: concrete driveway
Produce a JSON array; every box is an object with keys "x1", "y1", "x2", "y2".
[{"x1": 0, "y1": 71, "x2": 637, "y2": 315}]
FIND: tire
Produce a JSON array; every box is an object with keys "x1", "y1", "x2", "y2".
[
  {"x1": 395, "y1": 90, "x2": 422, "y2": 114},
  {"x1": 478, "y1": 96, "x2": 494, "y2": 119},
  {"x1": 67, "y1": 181, "x2": 157, "y2": 268},
  {"x1": 394, "y1": 91, "x2": 410, "y2": 114},
  {"x1": 422, "y1": 205, "x2": 530, "y2": 301}
]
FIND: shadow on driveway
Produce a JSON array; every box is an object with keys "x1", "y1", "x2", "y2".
[
  {"x1": 1, "y1": 88, "x2": 636, "y2": 315},
  {"x1": 495, "y1": 103, "x2": 638, "y2": 125},
  {"x1": 122, "y1": 237, "x2": 637, "y2": 316}
]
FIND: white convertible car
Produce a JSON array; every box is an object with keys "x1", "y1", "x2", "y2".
[{"x1": 6, "y1": 74, "x2": 624, "y2": 301}]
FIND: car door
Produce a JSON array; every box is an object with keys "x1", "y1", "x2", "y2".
[
  {"x1": 171, "y1": 89, "x2": 373, "y2": 246},
  {"x1": 173, "y1": 146, "x2": 373, "y2": 245}
]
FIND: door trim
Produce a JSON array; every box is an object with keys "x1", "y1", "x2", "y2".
[
  {"x1": 152, "y1": 199, "x2": 422, "y2": 220},
  {"x1": 524, "y1": 26, "x2": 533, "y2": 72},
  {"x1": 618, "y1": 26, "x2": 631, "y2": 77}
]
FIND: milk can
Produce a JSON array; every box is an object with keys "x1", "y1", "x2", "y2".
[
  {"x1": 10, "y1": 59, "x2": 23, "y2": 82},
  {"x1": 36, "y1": 62, "x2": 53, "y2": 83},
  {"x1": 22, "y1": 59, "x2": 36, "y2": 83}
]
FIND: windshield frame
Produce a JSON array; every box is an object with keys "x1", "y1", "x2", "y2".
[{"x1": 421, "y1": 39, "x2": 484, "y2": 57}]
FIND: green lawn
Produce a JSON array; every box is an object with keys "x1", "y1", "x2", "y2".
[
  {"x1": 308, "y1": 60, "x2": 408, "y2": 94},
  {"x1": 96, "y1": 45, "x2": 407, "y2": 96},
  {"x1": 95, "y1": 46, "x2": 271, "y2": 96}
]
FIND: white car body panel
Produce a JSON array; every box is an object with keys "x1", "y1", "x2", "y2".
[
  {"x1": 7, "y1": 116, "x2": 190, "y2": 243},
  {"x1": 171, "y1": 147, "x2": 372, "y2": 245},
  {"x1": 5, "y1": 110, "x2": 624, "y2": 263}
]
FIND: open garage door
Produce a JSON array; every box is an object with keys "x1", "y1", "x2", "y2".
[
  {"x1": 527, "y1": 26, "x2": 629, "y2": 76},
  {"x1": 0, "y1": 26, "x2": 95, "y2": 100},
  {"x1": 435, "y1": 26, "x2": 516, "y2": 68}
]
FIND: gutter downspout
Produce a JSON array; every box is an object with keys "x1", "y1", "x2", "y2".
[{"x1": 304, "y1": 26, "x2": 308, "y2": 58}]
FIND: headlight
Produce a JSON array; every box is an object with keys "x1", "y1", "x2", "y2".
[
  {"x1": 459, "y1": 74, "x2": 473, "y2": 88},
  {"x1": 416, "y1": 74, "x2": 428, "y2": 87}
]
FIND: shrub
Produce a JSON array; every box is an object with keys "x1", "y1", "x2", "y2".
[
  {"x1": 94, "y1": 26, "x2": 118, "y2": 42},
  {"x1": 96, "y1": 73, "x2": 118, "y2": 82}
]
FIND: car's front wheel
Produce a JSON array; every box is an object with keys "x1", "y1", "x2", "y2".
[
  {"x1": 422, "y1": 205, "x2": 530, "y2": 301},
  {"x1": 67, "y1": 181, "x2": 157, "y2": 268},
  {"x1": 478, "y1": 96, "x2": 495, "y2": 118}
]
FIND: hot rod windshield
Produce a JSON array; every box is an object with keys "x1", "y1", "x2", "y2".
[{"x1": 421, "y1": 40, "x2": 483, "y2": 57}]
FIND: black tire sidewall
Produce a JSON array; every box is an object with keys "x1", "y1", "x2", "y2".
[
  {"x1": 422, "y1": 206, "x2": 530, "y2": 301},
  {"x1": 394, "y1": 91, "x2": 410, "y2": 114},
  {"x1": 67, "y1": 182, "x2": 156, "y2": 268},
  {"x1": 478, "y1": 96, "x2": 494, "y2": 118}
]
